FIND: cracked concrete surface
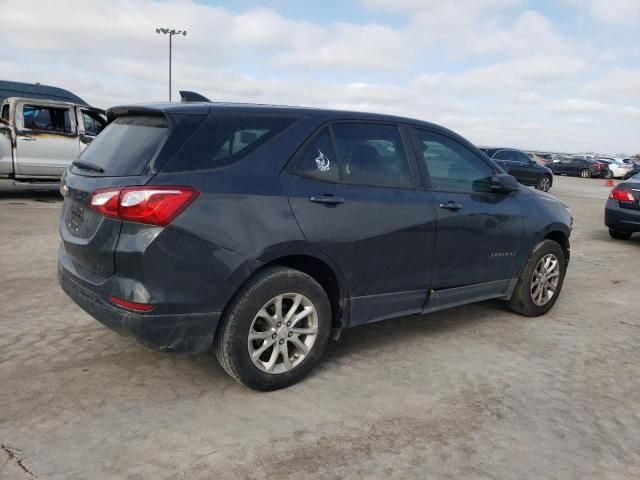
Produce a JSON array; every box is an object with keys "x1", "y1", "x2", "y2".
[{"x1": 0, "y1": 176, "x2": 639, "y2": 479}]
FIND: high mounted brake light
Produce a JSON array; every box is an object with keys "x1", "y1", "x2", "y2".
[{"x1": 89, "y1": 186, "x2": 199, "y2": 226}]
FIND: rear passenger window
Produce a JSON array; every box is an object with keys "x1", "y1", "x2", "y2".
[
  {"x1": 294, "y1": 127, "x2": 340, "y2": 183},
  {"x1": 414, "y1": 129, "x2": 495, "y2": 193},
  {"x1": 164, "y1": 115, "x2": 295, "y2": 172},
  {"x1": 332, "y1": 123, "x2": 412, "y2": 188}
]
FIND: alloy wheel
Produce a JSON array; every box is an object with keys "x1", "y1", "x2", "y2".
[
  {"x1": 530, "y1": 254, "x2": 560, "y2": 306},
  {"x1": 248, "y1": 293, "x2": 319, "y2": 374},
  {"x1": 539, "y1": 177, "x2": 551, "y2": 191}
]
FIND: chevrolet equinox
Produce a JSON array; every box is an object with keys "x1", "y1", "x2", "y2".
[{"x1": 58, "y1": 102, "x2": 573, "y2": 390}]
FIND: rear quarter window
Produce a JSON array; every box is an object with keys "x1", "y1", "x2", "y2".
[
  {"x1": 163, "y1": 115, "x2": 295, "y2": 172},
  {"x1": 76, "y1": 115, "x2": 168, "y2": 176}
]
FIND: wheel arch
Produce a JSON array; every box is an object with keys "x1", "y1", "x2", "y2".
[
  {"x1": 260, "y1": 254, "x2": 349, "y2": 331},
  {"x1": 221, "y1": 242, "x2": 350, "y2": 334},
  {"x1": 544, "y1": 229, "x2": 570, "y2": 264}
]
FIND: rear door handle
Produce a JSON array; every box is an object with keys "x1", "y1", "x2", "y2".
[
  {"x1": 20, "y1": 137, "x2": 36, "y2": 142},
  {"x1": 439, "y1": 201, "x2": 463, "y2": 211},
  {"x1": 310, "y1": 195, "x2": 345, "y2": 205}
]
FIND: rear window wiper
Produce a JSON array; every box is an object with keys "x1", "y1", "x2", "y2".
[{"x1": 72, "y1": 160, "x2": 105, "y2": 173}]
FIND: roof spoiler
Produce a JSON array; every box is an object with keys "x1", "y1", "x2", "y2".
[{"x1": 179, "y1": 90, "x2": 211, "y2": 103}]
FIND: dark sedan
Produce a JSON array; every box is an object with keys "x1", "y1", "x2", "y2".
[
  {"x1": 480, "y1": 147, "x2": 554, "y2": 191},
  {"x1": 549, "y1": 157, "x2": 607, "y2": 178},
  {"x1": 605, "y1": 173, "x2": 640, "y2": 239}
]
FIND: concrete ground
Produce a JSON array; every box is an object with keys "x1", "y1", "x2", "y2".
[{"x1": 1, "y1": 176, "x2": 638, "y2": 479}]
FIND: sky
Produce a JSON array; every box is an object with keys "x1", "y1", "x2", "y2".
[{"x1": 0, "y1": 0, "x2": 639, "y2": 154}]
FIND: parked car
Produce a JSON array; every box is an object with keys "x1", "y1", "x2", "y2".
[
  {"x1": 623, "y1": 163, "x2": 640, "y2": 180},
  {"x1": 58, "y1": 101, "x2": 573, "y2": 390},
  {"x1": 605, "y1": 173, "x2": 640, "y2": 239},
  {"x1": 480, "y1": 147, "x2": 553, "y2": 191},
  {"x1": 548, "y1": 157, "x2": 607, "y2": 178},
  {"x1": 0, "y1": 80, "x2": 106, "y2": 187},
  {"x1": 598, "y1": 158, "x2": 634, "y2": 179}
]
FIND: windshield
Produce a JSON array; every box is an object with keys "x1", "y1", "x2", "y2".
[{"x1": 76, "y1": 115, "x2": 168, "y2": 176}]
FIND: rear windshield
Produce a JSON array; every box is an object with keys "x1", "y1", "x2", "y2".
[
  {"x1": 163, "y1": 115, "x2": 295, "y2": 172},
  {"x1": 76, "y1": 115, "x2": 168, "y2": 176}
]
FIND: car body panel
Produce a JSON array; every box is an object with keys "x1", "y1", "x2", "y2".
[
  {"x1": 58, "y1": 102, "x2": 573, "y2": 353},
  {"x1": 429, "y1": 190, "x2": 524, "y2": 288}
]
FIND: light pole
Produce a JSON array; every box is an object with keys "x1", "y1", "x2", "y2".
[{"x1": 155, "y1": 27, "x2": 187, "y2": 102}]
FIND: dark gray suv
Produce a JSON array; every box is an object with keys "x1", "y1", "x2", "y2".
[{"x1": 58, "y1": 102, "x2": 573, "y2": 390}]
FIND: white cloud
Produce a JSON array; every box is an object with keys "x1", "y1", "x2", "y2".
[
  {"x1": 583, "y1": 67, "x2": 640, "y2": 101},
  {"x1": 570, "y1": 0, "x2": 640, "y2": 25},
  {"x1": 0, "y1": 0, "x2": 638, "y2": 153},
  {"x1": 545, "y1": 98, "x2": 610, "y2": 114}
]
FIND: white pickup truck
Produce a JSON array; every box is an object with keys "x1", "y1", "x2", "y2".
[{"x1": 0, "y1": 81, "x2": 106, "y2": 187}]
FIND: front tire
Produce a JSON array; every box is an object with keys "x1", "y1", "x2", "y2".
[
  {"x1": 506, "y1": 239, "x2": 566, "y2": 317},
  {"x1": 609, "y1": 228, "x2": 632, "y2": 240},
  {"x1": 215, "y1": 267, "x2": 332, "y2": 391}
]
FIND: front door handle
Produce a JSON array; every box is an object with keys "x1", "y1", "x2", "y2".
[
  {"x1": 20, "y1": 136, "x2": 36, "y2": 142},
  {"x1": 439, "y1": 201, "x2": 463, "y2": 211},
  {"x1": 310, "y1": 195, "x2": 345, "y2": 205}
]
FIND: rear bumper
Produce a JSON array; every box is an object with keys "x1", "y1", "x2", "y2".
[
  {"x1": 605, "y1": 201, "x2": 640, "y2": 232},
  {"x1": 58, "y1": 261, "x2": 221, "y2": 353}
]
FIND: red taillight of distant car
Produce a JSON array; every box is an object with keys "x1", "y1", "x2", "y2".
[
  {"x1": 89, "y1": 186, "x2": 200, "y2": 226},
  {"x1": 609, "y1": 187, "x2": 635, "y2": 203}
]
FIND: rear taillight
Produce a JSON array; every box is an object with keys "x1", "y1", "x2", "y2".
[
  {"x1": 609, "y1": 187, "x2": 635, "y2": 202},
  {"x1": 89, "y1": 186, "x2": 199, "y2": 226}
]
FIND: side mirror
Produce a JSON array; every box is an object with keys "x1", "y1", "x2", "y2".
[
  {"x1": 80, "y1": 134, "x2": 94, "y2": 144},
  {"x1": 489, "y1": 173, "x2": 520, "y2": 193}
]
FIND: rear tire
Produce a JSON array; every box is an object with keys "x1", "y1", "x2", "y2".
[
  {"x1": 506, "y1": 240, "x2": 566, "y2": 317},
  {"x1": 536, "y1": 175, "x2": 552, "y2": 192},
  {"x1": 215, "y1": 267, "x2": 332, "y2": 391},
  {"x1": 580, "y1": 169, "x2": 591, "y2": 178},
  {"x1": 609, "y1": 229, "x2": 632, "y2": 240}
]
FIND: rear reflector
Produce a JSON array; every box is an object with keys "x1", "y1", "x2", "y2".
[
  {"x1": 90, "y1": 186, "x2": 199, "y2": 226},
  {"x1": 109, "y1": 296, "x2": 155, "y2": 312},
  {"x1": 610, "y1": 187, "x2": 635, "y2": 202}
]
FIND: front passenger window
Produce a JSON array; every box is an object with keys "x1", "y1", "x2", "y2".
[
  {"x1": 22, "y1": 105, "x2": 72, "y2": 134},
  {"x1": 414, "y1": 129, "x2": 495, "y2": 193}
]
